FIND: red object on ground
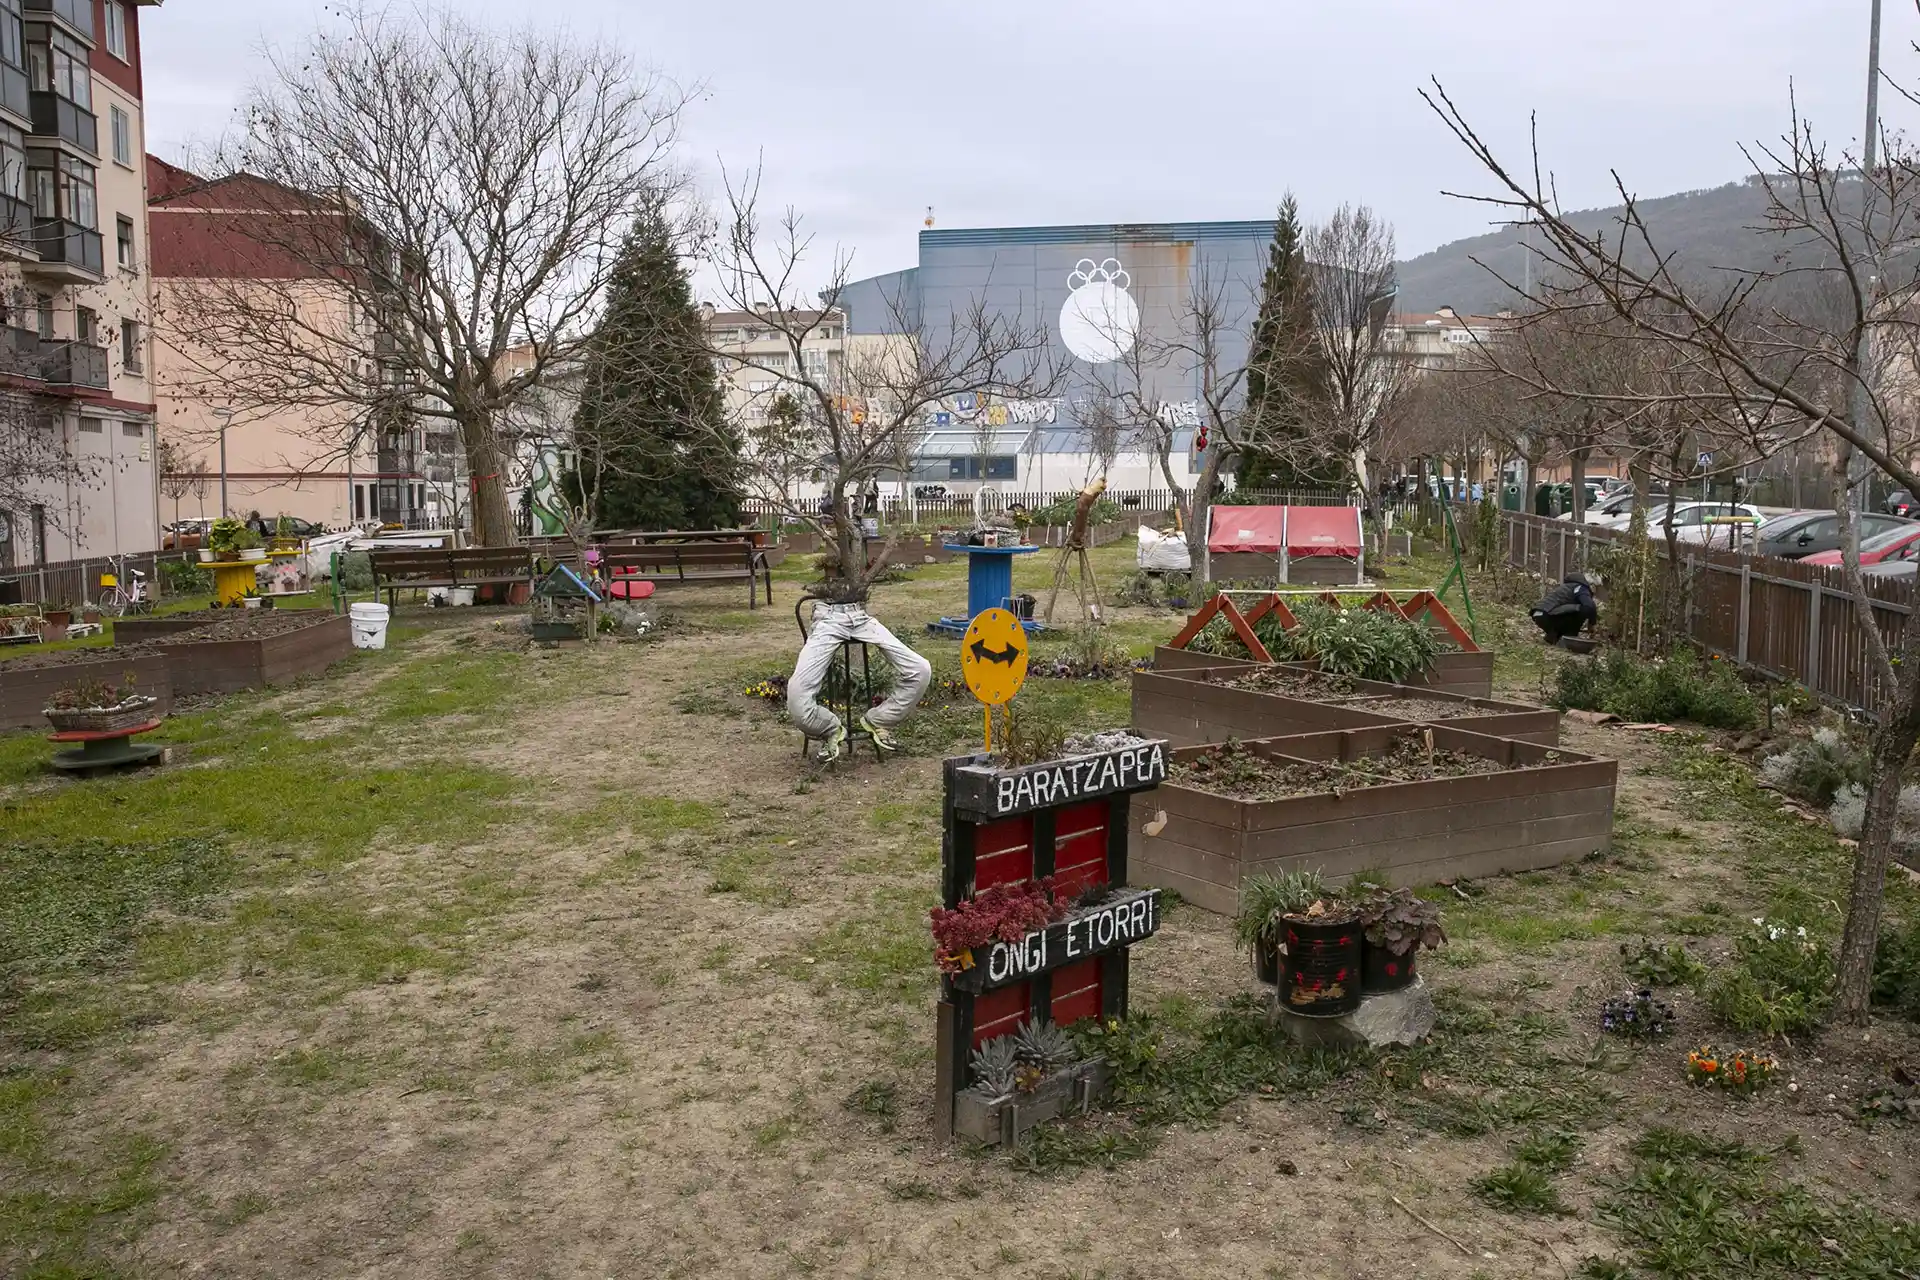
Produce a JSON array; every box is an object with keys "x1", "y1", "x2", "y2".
[
  {"x1": 1802, "y1": 526, "x2": 1920, "y2": 566},
  {"x1": 605, "y1": 578, "x2": 655, "y2": 601},
  {"x1": 1205, "y1": 506, "x2": 1362, "y2": 557},
  {"x1": 47, "y1": 720, "x2": 163, "y2": 744}
]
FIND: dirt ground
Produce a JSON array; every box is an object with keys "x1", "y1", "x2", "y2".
[{"x1": 5, "y1": 549, "x2": 1919, "y2": 1279}]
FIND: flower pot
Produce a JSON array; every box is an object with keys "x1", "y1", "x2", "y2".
[
  {"x1": 198, "y1": 549, "x2": 216, "y2": 563},
  {"x1": 1279, "y1": 912, "x2": 1363, "y2": 1017},
  {"x1": 81, "y1": 610, "x2": 102, "y2": 625},
  {"x1": 1251, "y1": 934, "x2": 1281, "y2": 986},
  {"x1": 1361, "y1": 943, "x2": 1418, "y2": 994},
  {"x1": 37, "y1": 620, "x2": 68, "y2": 643},
  {"x1": 239, "y1": 548, "x2": 268, "y2": 562},
  {"x1": 242, "y1": 597, "x2": 262, "y2": 609},
  {"x1": 44, "y1": 609, "x2": 72, "y2": 627},
  {"x1": 45, "y1": 694, "x2": 159, "y2": 734}
]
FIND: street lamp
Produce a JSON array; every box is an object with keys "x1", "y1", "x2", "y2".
[{"x1": 211, "y1": 407, "x2": 234, "y2": 518}]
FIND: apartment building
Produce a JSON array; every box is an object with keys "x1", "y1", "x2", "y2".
[
  {"x1": 0, "y1": 0, "x2": 163, "y2": 572},
  {"x1": 147, "y1": 156, "x2": 434, "y2": 531},
  {"x1": 703, "y1": 305, "x2": 846, "y2": 429}
]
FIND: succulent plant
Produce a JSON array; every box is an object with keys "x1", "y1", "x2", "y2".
[
  {"x1": 1013, "y1": 1019, "x2": 1077, "y2": 1070},
  {"x1": 969, "y1": 1034, "x2": 1022, "y2": 1096}
]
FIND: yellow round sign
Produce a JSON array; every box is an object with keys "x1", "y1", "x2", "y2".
[{"x1": 960, "y1": 607, "x2": 1029, "y2": 706}]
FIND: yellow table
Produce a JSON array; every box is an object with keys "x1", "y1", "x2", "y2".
[{"x1": 203, "y1": 559, "x2": 265, "y2": 606}]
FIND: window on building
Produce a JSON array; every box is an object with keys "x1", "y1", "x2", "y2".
[
  {"x1": 75, "y1": 305, "x2": 94, "y2": 343},
  {"x1": 77, "y1": 416, "x2": 101, "y2": 433},
  {"x1": 103, "y1": 1, "x2": 126, "y2": 61},
  {"x1": 109, "y1": 105, "x2": 130, "y2": 166},
  {"x1": 27, "y1": 27, "x2": 90, "y2": 110},
  {"x1": 115, "y1": 214, "x2": 132, "y2": 267},
  {"x1": 120, "y1": 420, "x2": 142, "y2": 438},
  {"x1": 747, "y1": 352, "x2": 790, "y2": 372},
  {"x1": 0, "y1": 1, "x2": 21, "y2": 77},
  {"x1": 803, "y1": 348, "x2": 832, "y2": 378},
  {"x1": 31, "y1": 151, "x2": 94, "y2": 228},
  {"x1": 0, "y1": 121, "x2": 23, "y2": 207},
  {"x1": 354, "y1": 484, "x2": 366, "y2": 520},
  {"x1": 120, "y1": 317, "x2": 139, "y2": 371},
  {"x1": 33, "y1": 291, "x2": 49, "y2": 338}
]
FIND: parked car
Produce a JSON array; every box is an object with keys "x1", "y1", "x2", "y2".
[
  {"x1": 1800, "y1": 521, "x2": 1920, "y2": 567},
  {"x1": 1886, "y1": 489, "x2": 1918, "y2": 518},
  {"x1": 1755, "y1": 510, "x2": 1914, "y2": 560},
  {"x1": 1558, "y1": 487, "x2": 1644, "y2": 524},
  {"x1": 1864, "y1": 559, "x2": 1917, "y2": 581},
  {"x1": 1664, "y1": 502, "x2": 1766, "y2": 549},
  {"x1": 163, "y1": 518, "x2": 214, "y2": 551}
]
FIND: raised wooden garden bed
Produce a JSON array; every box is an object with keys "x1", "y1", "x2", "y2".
[
  {"x1": 112, "y1": 615, "x2": 227, "y2": 646},
  {"x1": 1129, "y1": 725, "x2": 1617, "y2": 914},
  {"x1": 0, "y1": 649, "x2": 172, "y2": 731},
  {"x1": 953, "y1": 1057, "x2": 1112, "y2": 1145},
  {"x1": 148, "y1": 613, "x2": 354, "y2": 697},
  {"x1": 1133, "y1": 663, "x2": 1557, "y2": 747},
  {"x1": 1151, "y1": 645, "x2": 1493, "y2": 700}
]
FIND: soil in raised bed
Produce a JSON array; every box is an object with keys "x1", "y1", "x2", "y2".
[
  {"x1": 2, "y1": 646, "x2": 156, "y2": 671},
  {"x1": 165, "y1": 611, "x2": 336, "y2": 642},
  {"x1": 1347, "y1": 733, "x2": 1565, "y2": 783},
  {"x1": 1217, "y1": 667, "x2": 1358, "y2": 699},
  {"x1": 1335, "y1": 695, "x2": 1499, "y2": 722},
  {"x1": 1168, "y1": 741, "x2": 1344, "y2": 800}
]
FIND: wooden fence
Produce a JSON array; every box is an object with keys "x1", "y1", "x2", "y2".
[{"x1": 1499, "y1": 510, "x2": 1914, "y2": 714}]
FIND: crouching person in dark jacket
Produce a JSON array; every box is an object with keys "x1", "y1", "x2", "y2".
[{"x1": 1531, "y1": 573, "x2": 1597, "y2": 643}]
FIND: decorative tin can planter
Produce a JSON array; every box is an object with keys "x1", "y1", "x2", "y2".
[
  {"x1": 1280, "y1": 912, "x2": 1362, "y2": 1017},
  {"x1": 1361, "y1": 944, "x2": 1418, "y2": 994}
]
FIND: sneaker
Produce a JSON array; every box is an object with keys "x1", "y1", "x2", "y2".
[
  {"x1": 818, "y1": 722, "x2": 849, "y2": 763},
  {"x1": 859, "y1": 714, "x2": 899, "y2": 754}
]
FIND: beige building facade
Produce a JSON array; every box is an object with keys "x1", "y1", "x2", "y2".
[{"x1": 2, "y1": 0, "x2": 164, "y2": 574}]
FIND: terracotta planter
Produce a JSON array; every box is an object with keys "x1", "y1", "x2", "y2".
[{"x1": 37, "y1": 620, "x2": 67, "y2": 643}]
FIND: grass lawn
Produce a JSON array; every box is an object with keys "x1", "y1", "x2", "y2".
[{"x1": 2, "y1": 541, "x2": 1917, "y2": 1278}]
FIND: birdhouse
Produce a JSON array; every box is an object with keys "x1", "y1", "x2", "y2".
[{"x1": 531, "y1": 563, "x2": 601, "y2": 642}]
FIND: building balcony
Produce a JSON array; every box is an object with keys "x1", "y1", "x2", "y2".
[
  {"x1": 28, "y1": 92, "x2": 96, "y2": 156},
  {"x1": 24, "y1": 0, "x2": 94, "y2": 42},
  {"x1": 37, "y1": 338, "x2": 107, "y2": 390},
  {"x1": 23, "y1": 217, "x2": 102, "y2": 281},
  {"x1": 0, "y1": 324, "x2": 42, "y2": 379},
  {"x1": 0, "y1": 64, "x2": 29, "y2": 127}
]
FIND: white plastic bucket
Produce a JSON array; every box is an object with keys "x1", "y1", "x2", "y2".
[
  {"x1": 428, "y1": 586, "x2": 476, "y2": 607},
  {"x1": 349, "y1": 602, "x2": 390, "y2": 650}
]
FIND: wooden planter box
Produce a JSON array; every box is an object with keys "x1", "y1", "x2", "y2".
[
  {"x1": 1132, "y1": 666, "x2": 1557, "y2": 748},
  {"x1": 153, "y1": 615, "x2": 354, "y2": 697},
  {"x1": 112, "y1": 616, "x2": 220, "y2": 646},
  {"x1": 953, "y1": 1058, "x2": 1111, "y2": 1145},
  {"x1": 1129, "y1": 725, "x2": 1617, "y2": 914},
  {"x1": 1150, "y1": 645, "x2": 1495, "y2": 700},
  {"x1": 0, "y1": 651, "x2": 173, "y2": 731}
]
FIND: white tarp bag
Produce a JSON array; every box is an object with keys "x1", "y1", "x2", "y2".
[{"x1": 1136, "y1": 526, "x2": 1192, "y2": 573}]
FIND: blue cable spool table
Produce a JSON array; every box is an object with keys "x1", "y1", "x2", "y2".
[{"x1": 929, "y1": 542, "x2": 1043, "y2": 636}]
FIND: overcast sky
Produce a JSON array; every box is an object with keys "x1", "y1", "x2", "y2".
[{"x1": 143, "y1": 0, "x2": 1920, "y2": 287}]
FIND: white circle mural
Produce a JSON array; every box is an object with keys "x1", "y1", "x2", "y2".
[{"x1": 1058, "y1": 258, "x2": 1138, "y2": 364}]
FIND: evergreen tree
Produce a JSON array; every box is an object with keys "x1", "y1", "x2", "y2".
[
  {"x1": 1236, "y1": 196, "x2": 1339, "y2": 492},
  {"x1": 567, "y1": 210, "x2": 742, "y2": 532}
]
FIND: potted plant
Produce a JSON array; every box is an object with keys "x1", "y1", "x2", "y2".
[
  {"x1": 1277, "y1": 887, "x2": 1363, "y2": 1018},
  {"x1": 1236, "y1": 869, "x2": 1328, "y2": 986},
  {"x1": 1354, "y1": 887, "x2": 1446, "y2": 993},
  {"x1": 240, "y1": 588, "x2": 263, "y2": 610},
  {"x1": 80, "y1": 601, "x2": 103, "y2": 625},
  {"x1": 41, "y1": 598, "x2": 73, "y2": 628},
  {"x1": 43, "y1": 671, "x2": 158, "y2": 733}
]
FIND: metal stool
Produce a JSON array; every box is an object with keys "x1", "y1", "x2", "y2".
[{"x1": 795, "y1": 598, "x2": 881, "y2": 762}]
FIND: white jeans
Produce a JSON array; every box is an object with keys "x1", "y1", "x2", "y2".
[{"x1": 788, "y1": 603, "x2": 933, "y2": 739}]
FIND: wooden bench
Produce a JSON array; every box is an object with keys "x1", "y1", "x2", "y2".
[
  {"x1": 600, "y1": 540, "x2": 772, "y2": 609},
  {"x1": 368, "y1": 547, "x2": 534, "y2": 608}
]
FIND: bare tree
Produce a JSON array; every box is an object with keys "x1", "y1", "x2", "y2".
[
  {"x1": 1424, "y1": 53, "x2": 1920, "y2": 1020},
  {"x1": 155, "y1": 4, "x2": 690, "y2": 546},
  {"x1": 1, "y1": 395, "x2": 93, "y2": 550},
  {"x1": 706, "y1": 174, "x2": 1068, "y2": 600},
  {"x1": 1309, "y1": 207, "x2": 1414, "y2": 526},
  {"x1": 156, "y1": 438, "x2": 211, "y2": 529}
]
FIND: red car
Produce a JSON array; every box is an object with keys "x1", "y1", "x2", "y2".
[{"x1": 1801, "y1": 522, "x2": 1920, "y2": 567}]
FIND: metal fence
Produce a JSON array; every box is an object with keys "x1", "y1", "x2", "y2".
[
  {"x1": 1498, "y1": 510, "x2": 1914, "y2": 714},
  {"x1": 0, "y1": 548, "x2": 202, "y2": 609},
  {"x1": 739, "y1": 485, "x2": 1364, "y2": 525}
]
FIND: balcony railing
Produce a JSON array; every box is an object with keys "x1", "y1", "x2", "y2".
[
  {"x1": 28, "y1": 91, "x2": 95, "y2": 155},
  {"x1": 24, "y1": 0, "x2": 93, "y2": 41},
  {"x1": 38, "y1": 338, "x2": 107, "y2": 389},
  {"x1": 28, "y1": 217, "x2": 101, "y2": 276},
  {"x1": 0, "y1": 324, "x2": 40, "y2": 378}
]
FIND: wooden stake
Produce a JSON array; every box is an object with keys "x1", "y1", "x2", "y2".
[{"x1": 984, "y1": 704, "x2": 992, "y2": 754}]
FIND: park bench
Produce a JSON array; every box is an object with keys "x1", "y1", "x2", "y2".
[
  {"x1": 599, "y1": 539, "x2": 773, "y2": 609},
  {"x1": 367, "y1": 546, "x2": 534, "y2": 608}
]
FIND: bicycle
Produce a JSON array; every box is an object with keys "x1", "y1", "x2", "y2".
[{"x1": 97, "y1": 557, "x2": 153, "y2": 617}]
